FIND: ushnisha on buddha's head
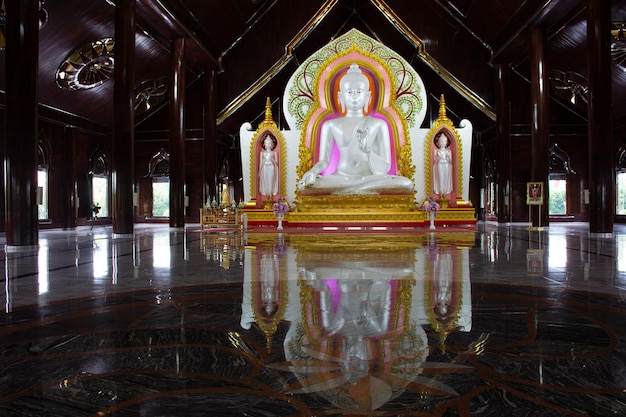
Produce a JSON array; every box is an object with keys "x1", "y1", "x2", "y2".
[{"x1": 338, "y1": 64, "x2": 372, "y2": 115}]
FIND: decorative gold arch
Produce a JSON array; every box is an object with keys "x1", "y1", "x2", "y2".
[
  {"x1": 295, "y1": 48, "x2": 414, "y2": 185},
  {"x1": 424, "y1": 94, "x2": 463, "y2": 207}
]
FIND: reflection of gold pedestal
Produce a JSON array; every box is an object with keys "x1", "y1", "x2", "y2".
[{"x1": 288, "y1": 209, "x2": 424, "y2": 228}]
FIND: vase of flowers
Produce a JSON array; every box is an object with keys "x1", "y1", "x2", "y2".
[
  {"x1": 272, "y1": 197, "x2": 289, "y2": 230},
  {"x1": 423, "y1": 196, "x2": 441, "y2": 230}
]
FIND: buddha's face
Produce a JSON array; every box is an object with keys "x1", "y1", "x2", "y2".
[
  {"x1": 437, "y1": 134, "x2": 448, "y2": 148},
  {"x1": 339, "y1": 78, "x2": 371, "y2": 113}
]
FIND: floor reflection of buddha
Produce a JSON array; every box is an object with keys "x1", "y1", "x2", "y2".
[
  {"x1": 434, "y1": 252, "x2": 453, "y2": 317},
  {"x1": 260, "y1": 253, "x2": 279, "y2": 316},
  {"x1": 317, "y1": 278, "x2": 390, "y2": 338},
  {"x1": 298, "y1": 64, "x2": 414, "y2": 195}
]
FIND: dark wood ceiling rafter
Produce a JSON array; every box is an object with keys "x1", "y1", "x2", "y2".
[
  {"x1": 372, "y1": 0, "x2": 495, "y2": 120},
  {"x1": 330, "y1": 6, "x2": 383, "y2": 43},
  {"x1": 134, "y1": 1, "x2": 180, "y2": 54},
  {"x1": 545, "y1": 3, "x2": 587, "y2": 44},
  {"x1": 220, "y1": 0, "x2": 279, "y2": 58},
  {"x1": 145, "y1": 0, "x2": 222, "y2": 71},
  {"x1": 434, "y1": 0, "x2": 491, "y2": 51},
  {"x1": 489, "y1": 0, "x2": 586, "y2": 66},
  {"x1": 216, "y1": 0, "x2": 339, "y2": 125}
]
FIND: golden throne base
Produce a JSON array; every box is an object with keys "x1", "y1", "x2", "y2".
[{"x1": 244, "y1": 195, "x2": 477, "y2": 229}]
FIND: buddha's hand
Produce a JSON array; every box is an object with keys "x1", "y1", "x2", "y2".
[
  {"x1": 355, "y1": 127, "x2": 370, "y2": 153},
  {"x1": 297, "y1": 171, "x2": 317, "y2": 190}
]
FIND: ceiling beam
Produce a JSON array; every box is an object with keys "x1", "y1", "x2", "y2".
[{"x1": 141, "y1": 0, "x2": 222, "y2": 71}]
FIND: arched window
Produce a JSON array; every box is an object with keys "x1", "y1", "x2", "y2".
[
  {"x1": 484, "y1": 157, "x2": 497, "y2": 219},
  {"x1": 37, "y1": 133, "x2": 52, "y2": 220},
  {"x1": 90, "y1": 154, "x2": 110, "y2": 218},
  {"x1": 148, "y1": 149, "x2": 170, "y2": 217},
  {"x1": 549, "y1": 144, "x2": 574, "y2": 216},
  {"x1": 616, "y1": 147, "x2": 626, "y2": 215}
]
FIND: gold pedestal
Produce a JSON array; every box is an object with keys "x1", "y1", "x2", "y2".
[
  {"x1": 296, "y1": 194, "x2": 416, "y2": 212},
  {"x1": 243, "y1": 195, "x2": 476, "y2": 229},
  {"x1": 290, "y1": 194, "x2": 421, "y2": 228}
]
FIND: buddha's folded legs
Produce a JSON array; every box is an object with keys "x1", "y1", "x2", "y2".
[{"x1": 299, "y1": 174, "x2": 414, "y2": 195}]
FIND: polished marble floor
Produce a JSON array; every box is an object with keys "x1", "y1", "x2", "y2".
[{"x1": 1, "y1": 222, "x2": 626, "y2": 416}]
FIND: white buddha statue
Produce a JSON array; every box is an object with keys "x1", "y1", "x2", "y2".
[
  {"x1": 258, "y1": 135, "x2": 279, "y2": 199},
  {"x1": 297, "y1": 64, "x2": 414, "y2": 195}
]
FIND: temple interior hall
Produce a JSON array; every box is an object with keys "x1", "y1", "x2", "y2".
[
  {"x1": 2, "y1": 223, "x2": 626, "y2": 416},
  {"x1": 2, "y1": 0, "x2": 626, "y2": 415}
]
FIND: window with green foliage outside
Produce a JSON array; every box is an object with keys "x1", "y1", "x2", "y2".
[{"x1": 152, "y1": 178, "x2": 170, "y2": 217}]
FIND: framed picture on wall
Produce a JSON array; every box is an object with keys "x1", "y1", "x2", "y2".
[{"x1": 527, "y1": 182, "x2": 544, "y2": 205}]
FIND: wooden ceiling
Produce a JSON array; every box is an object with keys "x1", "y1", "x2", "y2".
[{"x1": 2, "y1": 0, "x2": 625, "y2": 141}]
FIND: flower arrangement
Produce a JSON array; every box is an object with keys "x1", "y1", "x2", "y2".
[
  {"x1": 423, "y1": 196, "x2": 441, "y2": 213},
  {"x1": 273, "y1": 198, "x2": 289, "y2": 217}
]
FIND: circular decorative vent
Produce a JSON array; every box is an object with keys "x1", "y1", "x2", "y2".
[
  {"x1": 134, "y1": 77, "x2": 169, "y2": 114},
  {"x1": 548, "y1": 70, "x2": 588, "y2": 107},
  {"x1": 55, "y1": 38, "x2": 115, "y2": 90}
]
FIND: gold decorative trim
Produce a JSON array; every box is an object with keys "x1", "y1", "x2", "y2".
[
  {"x1": 431, "y1": 208, "x2": 477, "y2": 222},
  {"x1": 288, "y1": 210, "x2": 425, "y2": 224},
  {"x1": 296, "y1": 194, "x2": 417, "y2": 212},
  {"x1": 370, "y1": 0, "x2": 495, "y2": 120},
  {"x1": 217, "y1": 0, "x2": 339, "y2": 125},
  {"x1": 243, "y1": 206, "x2": 476, "y2": 224}
]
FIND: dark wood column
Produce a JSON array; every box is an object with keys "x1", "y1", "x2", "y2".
[
  {"x1": 112, "y1": 0, "x2": 136, "y2": 236},
  {"x1": 5, "y1": 0, "x2": 39, "y2": 248},
  {"x1": 169, "y1": 37, "x2": 186, "y2": 228},
  {"x1": 495, "y1": 62, "x2": 511, "y2": 223},
  {"x1": 203, "y1": 71, "x2": 218, "y2": 205},
  {"x1": 63, "y1": 127, "x2": 78, "y2": 229},
  {"x1": 587, "y1": 0, "x2": 614, "y2": 235},
  {"x1": 530, "y1": 27, "x2": 550, "y2": 227}
]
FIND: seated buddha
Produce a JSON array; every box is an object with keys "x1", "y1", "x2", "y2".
[{"x1": 297, "y1": 64, "x2": 414, "y2": 195}]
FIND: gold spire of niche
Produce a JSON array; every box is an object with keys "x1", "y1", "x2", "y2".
[
  {"x1": 264, "y1": 97, "x2": 273, "y2": 123},
  {"x1": 258, "y1": 97, "x2": 277, "y2": 129},
  {"x1": 439, "y1": 94, "x2": 448, "y2": 120}
]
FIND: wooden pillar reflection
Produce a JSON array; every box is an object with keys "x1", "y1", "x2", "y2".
[
  {"x1": 495, "y1": 62, "x2": 511, "y2": 223},
  {"x1": 4, "y1": 0, "x2": 39, "y2": 248},
  {"x1": 204, "y1": 71, "x2": 217, "y2": 204},
  {"x1": 112, "y1": 0, "x2": 136, "y2": 235},
  {"x1": 169, "y1": 38, "x2": 185, "y2": 228},
  {"x1": 530, "y1": 28, "x2": 550, "y2": 227},
  {"x1": 63, "y1": 127, "x2": 78, "y2": 229},
  {"x1": 587, "y1": 0, "x2": 614, "y2": 235}
]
